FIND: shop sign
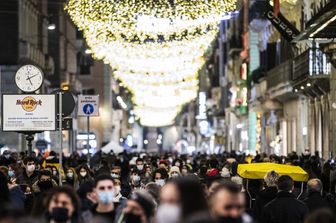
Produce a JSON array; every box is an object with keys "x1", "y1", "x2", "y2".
[
  {"x1": 264, "y1": 4, "x2": 300, "y2": 42},
  {"x1": 2, "y1": 94, "x2": 56, "y2": 131}
]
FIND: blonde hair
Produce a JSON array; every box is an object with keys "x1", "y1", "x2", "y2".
[{"x1": 264, "y1": 170, "x2": 279, "y2": 187}]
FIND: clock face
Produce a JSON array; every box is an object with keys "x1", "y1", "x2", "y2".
[{"x1": 15, "y1": 65, "x2": 44, "y2": 93}]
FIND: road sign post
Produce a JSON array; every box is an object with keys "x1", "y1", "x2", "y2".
[
  {"x1": 78, "y1": 95, "x2": 99, "y2": 163},
  {"x1": 58, "y1": 91, "x2": 63, "y2": 186}
]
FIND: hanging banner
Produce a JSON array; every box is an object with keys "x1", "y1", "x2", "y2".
[
  {"x1": 2, "y1": 94, "x2": 56, "y2": 131},
  {"x1": 264, "y1": 3, "x2": 300, "y2": 42}
]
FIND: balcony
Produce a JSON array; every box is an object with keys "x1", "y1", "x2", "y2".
[
  {"x1": 292, "y1": 48, "x2": 330, "y2": 97},
  {"x1": 266, "y1": 60, "x2": 297, "y2": 102},
  {"x1": 293, "y1": 48, "x2": 331, "y2": 81}
]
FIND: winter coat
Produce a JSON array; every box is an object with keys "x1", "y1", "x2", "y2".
[
  {"x1": 262, "y1": 191, "x2": 308, "y2": 223},
  {"x1": 16, "y1": 170, "x2": 39, "y2": 186},
  {"x1": 9, "y1": 185, "x2": 25, "y2": 210},
  {"x1": 0, "y1": 156, "x2": 16, "y2": 166},
  {"x1": 303, "y1": 191, "x2": 330, "y2": 212},
  {"x1": 81, "y1": 199, "x2": 127, "y2": 223},
  {"x1": 254, "y1": 186, "x2": 277, "y2": 221},
  {"x1": 32, "y1": 179, "x2": 58, "y2": 193}
]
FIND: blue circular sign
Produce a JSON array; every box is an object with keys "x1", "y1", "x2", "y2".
[{"x1": 83, "y1": 104, "x2": 94, "y2": 115}]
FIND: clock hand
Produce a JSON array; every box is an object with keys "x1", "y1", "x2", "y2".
[
  {"x1": 26, "y1": 74, "x2": 39, "y2": 80},
  {"x1": 28, "y1": 78, "x2": 33, "y2": 86}
]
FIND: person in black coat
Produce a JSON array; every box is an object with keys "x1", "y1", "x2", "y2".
[
  {"x1": 16, "y1": 157, "x2": 39, "y2": 187},
  {"x1": 0, "y1": 150, "x2": 16, "y2": 166},
  {"x1": 303, "y1": 178, "x2": 330, "y2": 212},
  {"x1": 254, "y1": 170, "x2": 279, "y2": 221},
  {"x1": 262, "y1": 175, "x2": 308, "y2": 223}
]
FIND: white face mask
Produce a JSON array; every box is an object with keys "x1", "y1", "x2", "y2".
[
  {"x1": 171, "y1": 173, "x2": 179, "y2": 178},
  {"x1": 156, "y1": 203, "x2": 181, "y2": 223},
  {"x1": 111, "y1": 173, "x2": 119, "y2": 179},
  {"x1": 27, "y1": 164, "x2": 35, "y2": 172},
  {"x1": 137, "y1": 165, "x2": 144, "y2": 171},
  {"x1": 97, "y1": 190, "x2": 115, "y2": 204},
  {"x1": 132, "y1": 175, "x2": 141, "y2": 183},
  {"x1": 52, "y1": 170, "x2": 58, "y2": 176},
  {"x1": 80, "y1": 171, "x2": 87, "y2": 177},
  {"x1": 155, "y1": 179, "x2": 165, "y2": 187},
  {"x1": 67, "y1": 172, "x2": 74, "y2": 178}
]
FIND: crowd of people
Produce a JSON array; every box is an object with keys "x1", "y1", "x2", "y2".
[{"x1": 0, "y1": 149, "x2": 335, "y2": 223}]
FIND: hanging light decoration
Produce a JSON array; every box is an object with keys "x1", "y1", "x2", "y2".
[
  {"x1": 66, "y1": 0, "x2": 237, "y2": 126},
  {"x1": 66, "y1": 0, "x2": 237, "y2": 42}
]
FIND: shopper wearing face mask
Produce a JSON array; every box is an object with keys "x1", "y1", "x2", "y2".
[
  {"x1": 45, "y1": 186, "x2": 81, "y2": 223},
  {"x1": 152, "y1": 168, "x2": 168, "y2": 187},
  {"x1": 136, "y1": 158, "x2": 145, "y2": 173},
  {"x1": 0, "y1": 169, "x2": 26, "y2": 211},
  {"x1": 111, "y1": 166, "x2": 122, "y2": 179},
  {"x1": 156, "y1": 175, "x2": 208, "y2": 223},
  {"x1": 77, "y1": 165, "x2": 93, "y2": 185},
  {"x1": 32, "y1": 170, "x2": 57, "y2": 193},
  {"x1": 91, "y1": 174, "x2": 126, "y2": 223},
  {"x1": 111, "y1": 178, "x2": 125, "y2": 203},
  {"x1": 117, "y1": 190, "x2": 155, "y2": 223},
  {"x1": 17, "y1": 157, "x2": 39, "y2": 186},
  {"x1": 130, "y1": 169, "x2": 144, "y2": 190},
  {"x1": 51, "y1": 167, "x2": 60, "y2": 183},
  {"x1": 31, "y1": 170, "x2": 58, "y2": 217},
  {"x1": 136, "y1": 158, "x2": 151, "y2": 185},
  {"x1": 65, "y1": 168, "x2": 79, "y2": 190},
  {"x1": 169, "y1": 166, "x2": 181, "y2": 179},
  {"x1": 7, "y1": 164, "x2": 18, "y2": 183},
  {"x1": 209, "y1": 181, "x2": 253, "y2": 223}
]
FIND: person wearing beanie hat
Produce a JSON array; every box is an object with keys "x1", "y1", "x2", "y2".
[
  {"x1": 169, "y1": 166, "x2": 181, "y2": 179},
  {"x1": 117, "y1": 190, "x2": 155, "y2": 223}
]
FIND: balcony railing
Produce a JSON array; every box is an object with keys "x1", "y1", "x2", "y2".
[
  {"x1": 267, "y1": 60, "x2": 292, "y2": 90},
  {"x1": 293, "y1": 48, "x2": 331, "y2": 80},
  {"x1": 19, "y1": 40, "x2": 45, "y2": 68}
]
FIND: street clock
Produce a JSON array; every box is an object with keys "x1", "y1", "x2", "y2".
[{"x1": 15, "y1": 65, "x2": 44, "y2": 93}]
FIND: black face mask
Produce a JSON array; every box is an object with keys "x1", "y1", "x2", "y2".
[
  {"x1": 38, "y1": 180, "x2": 53, "y2": 191},
  {"x1": 124, "y1": 213, "x2": 142, "y2": 223},
  {"x1": 49, "y1": 207, "x2": 69, "y2": 223},
  {"x1": 217, "y1": 216, "x2": 243, "y2": 223}
]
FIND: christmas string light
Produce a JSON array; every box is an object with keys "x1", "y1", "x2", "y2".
[{"x1": 66, "y1": 0, "x2": 237, "y2": 126}]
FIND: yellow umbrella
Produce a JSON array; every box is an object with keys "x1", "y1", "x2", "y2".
[{"x1": 238, "y1": 163, "x2": 308, "y2": 182}]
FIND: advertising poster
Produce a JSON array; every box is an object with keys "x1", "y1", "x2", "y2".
[{"x1": 2, "y1": 94, "x2": 56, "y2": 131}]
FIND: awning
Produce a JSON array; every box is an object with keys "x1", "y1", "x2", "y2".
[
  {"x1": 293, "y1": 1, "x2": 336, "y2": 42},
  {"x1": 238, "y1": 163, "x2": 309, "y2": 182}
]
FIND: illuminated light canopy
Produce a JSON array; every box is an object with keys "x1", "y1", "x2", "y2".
[
  {"x1": 66, "y1": 0, "x2": 237, "y2": 126},
  {"x1": 66, "y1": 0, "x2": 237, "y2": 42}
]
